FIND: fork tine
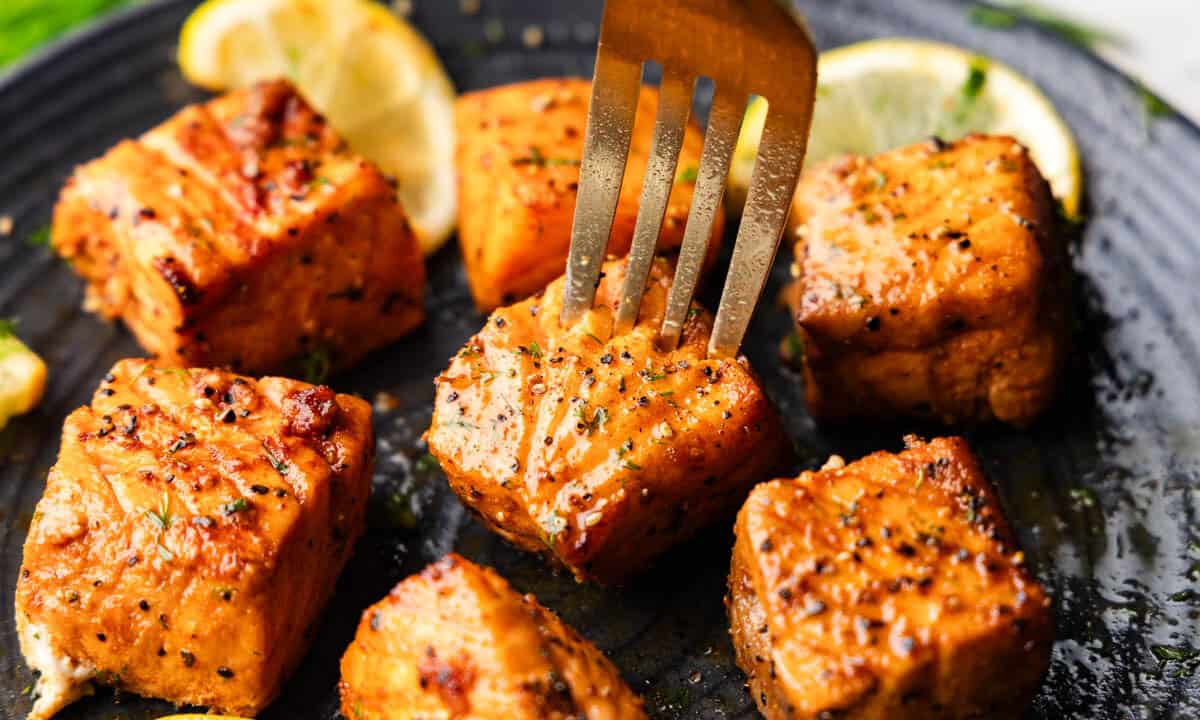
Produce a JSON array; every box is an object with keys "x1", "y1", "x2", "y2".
[
  {"x1": 614, "y1": 69, "x2": 695, "y2": 335},
  {"x1": 708, "y1": 106, "x2": 808, "y2": 357},
  {"x1": 658, "y1": 86, "x2": 746, "y2": 350},
  {"x1": 560, "y1": 47, "x2": 644, "y2": 327}
]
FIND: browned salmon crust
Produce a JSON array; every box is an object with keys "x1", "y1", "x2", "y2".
[
  {"x1": 787, "y1": 134, "x2": 1070, "y2": 426},
  {"x1": 426, "y1": 257, "x2": 790, "y2": 584},
  {"x1": 455, "y1": 77, "x2": 724, "y2": 310},
  {"x1": 51, "y1": 79, "x2": 425, "y2": 375},
  {"x1": 339, "y1": 554, "x2": 646, "y2": 719},
  {"x1": 15, "y1": 358, "x2": 373, "y2": 718},
  {"x1": 728, "y1": 436, "x2": 1053, "y2": 720}
]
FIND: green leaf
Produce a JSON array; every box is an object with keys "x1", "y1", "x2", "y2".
[
  {"x1": 968, "y1": 3, "x2": 1122, "y2": 52},
  {"x1": 0, "y1": 0, "x2": 135, "y2": 68}
]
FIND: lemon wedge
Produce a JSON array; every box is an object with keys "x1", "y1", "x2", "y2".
[
  {"x1": 730, "y1": 38, "x2": 1081, "y2": 218},
  {"x1": 178, "y1": 0, "x2": 458, "y2": 254},
  {"x1": 0, "y1": 325, "x2": 46, "y2": 429}
]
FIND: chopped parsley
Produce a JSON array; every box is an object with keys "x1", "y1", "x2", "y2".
[
  {"x1": 25, "y1": 225, "x2": 50, "y2": 247},
  {"x1": 263, "y1": 443, "x2": 289, "y2": 476},
  {"x1": 414, "y1": 452, "x2": 440, "y2": 473},
  {"x1": 221, "y1": 498, "x2": 250, "y2": 516},
  {"x1": 577, "y1": 404, "x2": 608, "y2": 435},
  {"x1": 520, "y1": 341, "x2": 543, "y2": 359},
  {"x1": 1151, "y1": 644, "x2": 1200, "y2": 677},
  {"x1": 1069, "y1": 487, "x2": 1097, "y2": 508},
  {"x1": 301, "y1": 347, "x2": 330, "y2": 384},
  {"x1": 145, "y1": 493, "x2": 175, "y2": 531},
  {"x1": 622, "y1": 459, "x2": 642, "y2": 471},
  {"x1": 677, "y1": 165, "x2": 699, "y2": 183},
  {"x1": 512, "y1": 145, "x2": 580, "y2": 167}
]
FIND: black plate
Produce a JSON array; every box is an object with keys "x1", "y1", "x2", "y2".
[{"x1": 2, "y1": 0, "x2": 1199, "y2": 718}]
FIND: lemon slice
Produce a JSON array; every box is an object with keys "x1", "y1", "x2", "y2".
[
  {"x1": 730, "y1": 38, "x2": 1081, "y2": 218},
  {"x1": 0, "y1": 327, "x2": 46, "y2": 430},
  {"x1": 178, "y1": 0, "x2": 457, "y2": 254}
]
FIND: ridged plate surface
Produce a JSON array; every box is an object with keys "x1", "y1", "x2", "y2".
[{"x1": 1, "y1": 0, "x2": 1198, "y2": 718}]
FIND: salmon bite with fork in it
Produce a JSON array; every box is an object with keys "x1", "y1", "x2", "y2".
[
  {"x1": 786, "y1": 134, "x2": 1071, "y2": 426},
  {"x1": 15, "y1": 358, "x2": 374, "y2": 719},
  {"x1": 51, "y1": 78, "x2": 425, "y2": 375},
  {"x1": 426, "y1": 257, "x2": 790, "y2": 584}
]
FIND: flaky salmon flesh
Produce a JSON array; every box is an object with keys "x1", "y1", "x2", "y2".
[{"x1": 16, "y1": 358, "x2": 374, "y2": 718}]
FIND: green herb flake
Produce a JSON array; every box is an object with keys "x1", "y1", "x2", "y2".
[
  {"x1": 414, "y1": 452, "x2": 440, "y2": 473},
  {"x1": 221, "y1": 498, "x2": 250, "y2": 516},
  {"x1": 577, "y1": 404, "x2": 608, "y2": 435},
  {"x1": 523, "y1": 341, "x2": 543, "y2": 359},
  {"x1": 677, "y1": 165, "x2": 699, "y2": 183},
  {"x1": 618, "y1": 438, "x2": 633, "y2": 458},
  {"x1": 263, "y1": 443, "x2": 289, "y2": 476},
  {"x1": 585, "y1": 332, "x2": 604, "y2": 345},
  {"x1": 622, "y1": 459, "x2": 643, "y2": 471},
  {"x1": 25, "y1": 225, "x2": 50, "y2": 247},
  {"x1": 145, "y1": 493, "x2": 175, "y2": 531},
  {"x1": 1150, "y1": 644, "x2": 1200, "y2": 676},
  {"x1": 301, "y1": 347, "x2": 331, "y2": 384},
  {"x1": 1068, "y1": 487, "x2": 1097, "y2": 508}
]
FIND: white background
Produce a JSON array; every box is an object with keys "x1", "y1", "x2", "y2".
[{"x1": 1023, "y1": 0, "x2": 1200, "y2": 121}]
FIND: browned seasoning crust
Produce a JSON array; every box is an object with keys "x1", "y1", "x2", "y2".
[
  {"x1": 455, "y1": 77, "x2": 724, "y2": 310},
  {"x1": 728, "y1": 436, "x2": 1053, "y2": 720},
  {"x1": 15, "y1": 358, "x2": 374, "y2": 719},
  {"x1": 787, "y1": 134, "x2": 1070, "y2": 426},
  {"x1": 339, "y1": 554, "x2": 647, "y2": 720},
  {"x1": 426, "y1": 257, "x2": 790, "y2": 584},
  {"x1": 51, "y1": 78, "x2": 425, "y2": 374}
]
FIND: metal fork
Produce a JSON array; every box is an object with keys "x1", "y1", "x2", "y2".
[{"x1": 559, "y1": 0, "x2": 817, "y2": 357}]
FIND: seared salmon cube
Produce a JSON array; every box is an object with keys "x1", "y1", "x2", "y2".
[
  {"x1": 787, "y1": 134, "x2": 1070, "y2": 426},
  {"x1": 15, "y1": 358, "x2": 373, "y2": 719},
  {"x1": 455, "y1": 77, "x2": 724, "y2": 310},
  {"x1": 339, "y1": 554, "x2": 646, "y2": 719},
  {"x1": 51, "y1": 79, "x2": 424, "y2": 375},
  {"x1": 426, "y1": 257, "x2": 789, "y2": 583},
  {"x1": 728, "y1": 436, "x2": 1052, "y2": 720}
]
